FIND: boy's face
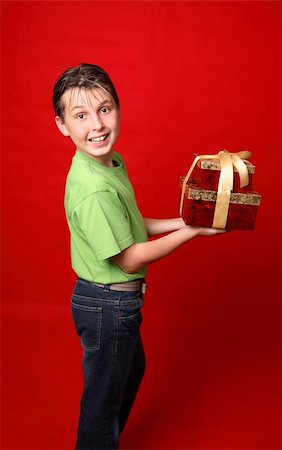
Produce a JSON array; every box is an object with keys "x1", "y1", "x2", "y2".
[{"x1": 55, "y1": 87, "x2": 120, "y2": 167}]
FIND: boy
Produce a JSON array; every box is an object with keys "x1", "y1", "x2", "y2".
[{"x1": 53, "y1": 63, "x2": 223, "y2": 450}]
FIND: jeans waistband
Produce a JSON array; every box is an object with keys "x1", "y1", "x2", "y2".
[{"x1": 79, "y1": 278, "x2": 147, "y2": 294}]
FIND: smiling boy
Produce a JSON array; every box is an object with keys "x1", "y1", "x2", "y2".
[
  {"x1": 53, "y1": 63, "x2": 223, "y2": 450},
  {"x1": 55, "y1": 87, "x2": 120, "y2": 167}
]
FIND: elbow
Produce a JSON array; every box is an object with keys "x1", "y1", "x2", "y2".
[
  {"x1": 111, "y1": 244, "x2": 147, "y2": 274},
  {"x1": 119, "y1": 262, "x2": 143, "y2": 274},
  {"x1": 112, "y1": 255, "x2": 144, "y2": 274}
]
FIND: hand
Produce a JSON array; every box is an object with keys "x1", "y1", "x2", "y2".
[{"x1": 186, "y1": 225, "x2": 226, "y2": 236}]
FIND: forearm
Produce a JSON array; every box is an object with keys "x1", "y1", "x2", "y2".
[
  {"x1": 144, "y1": 217, "x2": 186, "y2": 236},
  {"x1": 112, "y1": 225, "x2": 214, "y2": 274}
]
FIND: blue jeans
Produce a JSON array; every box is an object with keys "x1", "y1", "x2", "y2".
[{"x1": 71, "y1": 278, "x2": 145, "y2": 449}]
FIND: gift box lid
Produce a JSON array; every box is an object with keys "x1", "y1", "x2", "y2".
[
  {"x1": 198, "y1": 158, "x2": 255, "y2": 174},
  {"x1": 187, "y1": 187, "x2": 261, "y2": 206}
]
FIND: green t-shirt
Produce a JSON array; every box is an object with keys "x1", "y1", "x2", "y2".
[{"x1": 64, "y1": 150, "x2": 148, "y2": 284}]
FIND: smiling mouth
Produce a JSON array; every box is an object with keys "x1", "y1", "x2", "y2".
[{"x1": 88, "y1": 133, "x2": 109, "y2": 143}]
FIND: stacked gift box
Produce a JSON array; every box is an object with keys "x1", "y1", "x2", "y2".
[{"x1": 179, "y1": 150, "x2": 261, "y2": 231}]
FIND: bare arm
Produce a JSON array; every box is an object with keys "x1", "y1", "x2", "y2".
[
  {"x1": 112, "y1": 225, "x2": 224, "y2": 274},
  {"x1": 144, "y1": 217, "x2": 186, "y2": 236}
]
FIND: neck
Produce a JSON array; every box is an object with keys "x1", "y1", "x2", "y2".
[{"x1": 79, "y1": 150, "x2": 115, "y2": 167}]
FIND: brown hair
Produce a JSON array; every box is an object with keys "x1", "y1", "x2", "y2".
[{"x1": 53, "y1": 63, "x2": 120, "y2": 120}]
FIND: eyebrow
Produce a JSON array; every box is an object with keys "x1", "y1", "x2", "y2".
[{"x1": 70, "y1": 99, "x2": 112, "y2": 112}]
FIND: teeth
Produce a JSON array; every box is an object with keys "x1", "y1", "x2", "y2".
[{"x1": 90, "y1": 134, "x2": 108, "y2": 142}]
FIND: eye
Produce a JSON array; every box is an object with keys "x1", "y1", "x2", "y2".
[
  {"x1": 76, "y1": 113, "x2": 86, "y2": 120},
  {"x1": 100, "y1": 107, "x2": 110, "y2": 114}
]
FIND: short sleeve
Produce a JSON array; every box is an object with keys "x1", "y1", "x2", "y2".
[{"x1": 72, "y1": 191, "x2": 134, "y2": 261}]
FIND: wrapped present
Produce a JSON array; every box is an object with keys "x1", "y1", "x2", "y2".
[{"x1": 179, "y1": 150, "x2": 262, "y2": 231}]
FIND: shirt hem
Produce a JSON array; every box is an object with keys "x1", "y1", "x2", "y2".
[{"x1": 95, "y1": 236, "x2": 134, "y2": 261}]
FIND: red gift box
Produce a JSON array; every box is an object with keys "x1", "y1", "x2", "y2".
[{"x1": 179, "y1": 150, "x2": 262, "y2": 231}]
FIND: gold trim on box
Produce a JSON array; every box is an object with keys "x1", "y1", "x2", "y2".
[
  {"x1": 187, "y1": 188, "x2": 261, "y2": 206},
  {"x1": 200, "y1": 159, "x2": 255, "y2": 174}
]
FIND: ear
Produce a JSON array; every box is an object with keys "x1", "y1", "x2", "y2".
[{"x1": 55, "y1": 116, "x2": 70, "y2": 137}]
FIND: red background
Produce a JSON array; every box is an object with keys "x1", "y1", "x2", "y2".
[{"x1": 1, "y1": 1, "x2": 280, "y2": 449}]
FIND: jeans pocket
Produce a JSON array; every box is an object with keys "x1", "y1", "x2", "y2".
[
  {"x1": 118, "y1": 296, "x2": 144, "y2": 334},
  {"x1": 71, "y1": 296, "x2": 102, "y2": 352}
]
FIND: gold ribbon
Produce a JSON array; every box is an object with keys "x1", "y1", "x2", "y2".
[{"x1": 179, "y1": 150, "x2": 252, "y2": 229}]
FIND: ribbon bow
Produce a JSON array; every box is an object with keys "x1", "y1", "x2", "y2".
[{"x1": 179, "y1": 150, "x2": 252, "y2": 229}]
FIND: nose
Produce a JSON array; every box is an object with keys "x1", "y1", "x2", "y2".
[{"x1": 91, "y1": 113, "x2": 103, "y2": 131}]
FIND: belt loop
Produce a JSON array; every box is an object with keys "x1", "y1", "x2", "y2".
[
  {"x1": 103, "y1": 284, "x2": 111, "y2": 292},
  {"x1": 141, "y1": 282, "x2": 147, "y2": 294}
]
